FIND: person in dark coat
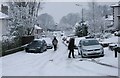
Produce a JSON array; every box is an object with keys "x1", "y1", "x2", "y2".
[
  {"x1": 52, "y1": 36, "x2": 58, "y2": 51},
  {"x1": 68, "y1": 38, "x2": 75, "y2": 58}
]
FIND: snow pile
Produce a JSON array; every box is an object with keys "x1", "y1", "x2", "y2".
[
  {"x1": 35, "y1": 25, "x2": 42, "y2": 30},
  {"x1": 0, "y1": 12, "x2": 9, "y2": 19},
  {"x1": 0, "y1": 58, "x2": 2, "y2": 77},
  {"x1": 96, "y1": 47, "x2": 118, "y2": 68},
  {"x1": 75, "y1": 37, "x2": 86, "y2": 46},
  {"x1": 103, "y1": 35, "x2": 118, "y2": 44}
]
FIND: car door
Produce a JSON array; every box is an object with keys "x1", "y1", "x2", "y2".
[{"x1": 78, "y1": 40, "x2": 82, "y2": 55}]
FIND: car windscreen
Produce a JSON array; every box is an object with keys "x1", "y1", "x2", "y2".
[
  {"x1": 29, "y1": 41, "x2": 42, "y2": 47},
  {"x1": 82, "y1": 40, "x2": 99, "y2": 46}
]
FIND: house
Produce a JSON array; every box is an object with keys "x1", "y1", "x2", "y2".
[
  {"x1": 34, "y1": 25, "x2": 43, "y2": 38},
  {"x1": 0, "y1": 12, "x2": 9, "y2": 41},
  {"x1": 111, "y1": 2, "x2": 120, "y2": 30},
  {"x1": 103, "y1": 15, "x2": 114, "y2": 32},
  {"x1": 104, "y1": 15, "x2": 113, "y2": 28}
]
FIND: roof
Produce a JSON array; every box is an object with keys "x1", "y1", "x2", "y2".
[
  {"x1": 105, "y1": 27, "x2": 116, "y2": 31},
  {"x1": 111, "y1": 3, "x2": 120, "y2": 7},
  {"x1": 117, "y1": 15, "x2": 120, "y2": 17},
  {"x1": 35, "y1": 25, "x2": 42, "y2": 30},
  {"x1": 104, "y1": 15, "x2": 113, "y2": 21},
  {"x1": 0, "y1": 12, "x2": 9, "y2": 19}
]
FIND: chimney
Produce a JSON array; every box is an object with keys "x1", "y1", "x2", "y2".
[{"x1": 105, "y1": 15, "x2": 108, "y2": 18}]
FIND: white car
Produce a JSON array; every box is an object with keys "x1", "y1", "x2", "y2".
[
  {"x1": 35, "y1": 38, "x2": 53, "y2": 49},
  {"x1": 78, "y1": 39, "x2": 104, "y2": 58}
]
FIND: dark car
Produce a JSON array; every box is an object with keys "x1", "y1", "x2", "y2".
[{"x1": 25, "y1": 39, "x2": 47, "y2": 53}]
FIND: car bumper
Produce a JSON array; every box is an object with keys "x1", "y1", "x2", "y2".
[
  {"x1": 47, "y1": 46, "x2": 53, "y2": 49},
  {"x1": 82, "y1": 52, "x2": 104, "y2": 58},
  {"x1": 25, "y1": 48, "x2": 43, "y2": 53}
]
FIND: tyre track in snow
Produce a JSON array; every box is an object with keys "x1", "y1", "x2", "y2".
[
  {"x1": 3, "y1": 48, "x2": 58, "y2": 76},
  {"x1": 47, "y1": 39, "x2": 68, "y2": 65},
  {"x1": 2, "y1": 37, "x2": 67, "y2": 75},
  {"x1": 3, "y1": 50, "x2": 53, "y2": 69},
  {"x1": 27, "y1": 37, "x2": 68, "y2": 75}
]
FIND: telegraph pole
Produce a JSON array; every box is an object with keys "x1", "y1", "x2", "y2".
[
  {"x1": 82, "y1": 8, "x2": 84, "y2": 23},
  {"x1": 92, "y1": 1, "x2": 95, "y2": 33}
]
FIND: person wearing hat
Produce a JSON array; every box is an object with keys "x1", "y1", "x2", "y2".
[
  {"x1": 52, "y1": 36, "x2": 58, "y2": 51},
  {"x1": 68, "y1": 38, "x2": 75, "y2": 58}
]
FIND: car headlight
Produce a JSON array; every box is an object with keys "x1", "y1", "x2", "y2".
[{"x1": 100, "y1": 47, "x2": 104, "y2": 51}]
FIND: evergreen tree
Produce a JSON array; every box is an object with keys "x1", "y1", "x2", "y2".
[{"x1": 75, "y1": 21, "x2": 88, "y2": 37}]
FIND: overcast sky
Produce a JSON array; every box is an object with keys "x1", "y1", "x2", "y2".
[
  {"x1": 0, "y1": 0, "x2": 119, "y2": 23},
  {"x1": 39, "y1": 2, "x2": 88, "y2": 23},
  {"x1": 39, "y1": 1, "x2": 118, "y2": 23}
]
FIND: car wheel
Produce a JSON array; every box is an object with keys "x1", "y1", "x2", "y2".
[
  {"x1": 44, "y1": 48, "x2": 47, "y2": 51},
  {"x1": 25, "y1": 48, "x2": 28, "y2": 52},
  {"x1": 40, "y1": 49, "x2": 44, "y2": 53},
  {"x1": 44, "y1": 46, "x2": 47, "y2": 51},
  {"x1": 78, "y1": 53, "x2": 81, "y2": 55}
]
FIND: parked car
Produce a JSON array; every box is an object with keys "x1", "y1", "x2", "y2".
[
  {"x1": 78, "y1": 39, "x2": 104, "y2": 58},
  {"x1": 114, "y1": 31, "x2": 120, "y2": 36},
  {"x1": 99, "y1": 42, "x2": 111, "y2": 47},
  {"x1": 42, "y1": 38, "x2": 53, "y2": 49},
  {"x1": 25, "y1": 39, "x2": 47, "y2": 53}
]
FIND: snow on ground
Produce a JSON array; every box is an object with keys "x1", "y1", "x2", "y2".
[
  {"x1": 97, "y1": 47, "x2": 118, "y2": 68},
  {"x1": 2, "y1": 36, "x2": 119, "y2": 76},
  {"x1": 0, "y1": 58, "x2": 2, "y2": 77},
  {"x1": 102, "y1": 34, "x2": 119, "y2": 43}
]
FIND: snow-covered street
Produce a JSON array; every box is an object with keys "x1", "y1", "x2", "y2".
[
  {"x1": 1, "y1": 37, "x2": 118, "y2": 76},
  {"x1": 1, "y1": 1, "x2": 120, "y2": 77}
]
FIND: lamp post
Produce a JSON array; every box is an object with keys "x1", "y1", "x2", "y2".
[{"x1": 75, "y1": 4, "x2": 84, "y2": 23}]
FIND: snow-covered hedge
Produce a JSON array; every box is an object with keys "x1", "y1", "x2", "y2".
[{"x1": 2, "y1": 36, "x2": 22, "y2": 56}]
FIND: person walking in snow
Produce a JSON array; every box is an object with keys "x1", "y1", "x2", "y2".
[
  {"x1": 68, "y1": 38, "x2": 75, "y2": 58},
  {"x1": 52, "y1": 36, "x2": 58, "y2": 51}
]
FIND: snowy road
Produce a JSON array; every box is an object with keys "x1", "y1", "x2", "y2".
[{"x1": 1, "y1": 37, "x2": 118, "y2": 76}]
